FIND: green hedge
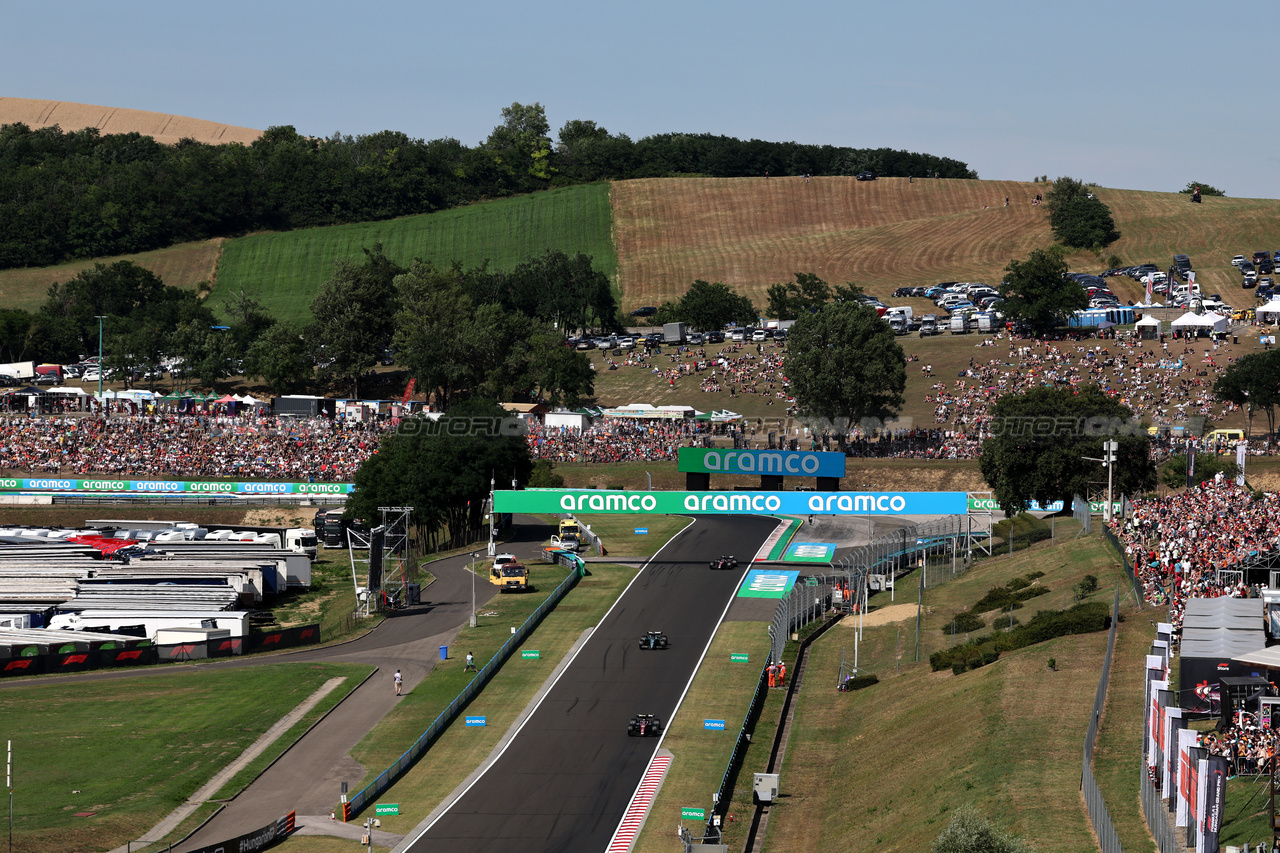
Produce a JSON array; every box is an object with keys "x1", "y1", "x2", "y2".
[{"x1": 929, "y1": 601, "x2": 1113, "y2": 673}]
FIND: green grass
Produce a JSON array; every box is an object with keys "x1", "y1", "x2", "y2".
[
  {"x1": 3, "y1": 662, "x2": 370, "y2": 853},
  {"x1": 581, "y1": 513, "x2": 695, "y2": 558},
  {"x1": 634, "y1": 621, "x2": 773, "y2": 853},
  {"x1": 345, "y1": 560, "x2": 642, "y2": 834},
  {"x1": 207, "y1": 183, "x2": 616, "y2": 323},
  {"x1": 753, "y1": 532, "x2": 1135, "y2": 852}
]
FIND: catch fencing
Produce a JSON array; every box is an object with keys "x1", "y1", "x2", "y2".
[
  {"x1": 1100, "y1": 526, "x2": 1145, "y2": 609},
  {"x1": 1081, "y1": 589, "x2": 1123, "y2": 853},
  {"x1": 341, "y1": 561, "x2": 583, "y2": 821},
  {"x1": 708, "y1": 663, "x2": 771, "y2": 831}
]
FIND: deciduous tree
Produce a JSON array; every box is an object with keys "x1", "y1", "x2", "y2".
[{"x1": 998, "y1": 247, "x2": 1086, "y2": 336}]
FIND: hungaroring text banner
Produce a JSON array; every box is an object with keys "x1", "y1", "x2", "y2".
[{"x1": 494, "y1": 489, "x2": 968, "y2": 515}]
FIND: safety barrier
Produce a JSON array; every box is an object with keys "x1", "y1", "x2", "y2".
[
  {"x1": 1081, "y1": 589, "x2": 1123, "y2": 853},
  {"x1": 1100, "y1": 526, "x2": 1144, "y2": 609},
  {"x1": 341, "y1": 561, "x2": 583, "y2": 820},
  {"x1": 708, "y1": 663, "x2": 770, "y2": 829},
  {"x1": 183, "y1": 809, "x2": 295, "y2": 853}
]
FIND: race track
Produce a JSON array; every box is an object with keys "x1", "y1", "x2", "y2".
[{"x1": 402, "y1": 514, "x2": 776, "y2": 853}]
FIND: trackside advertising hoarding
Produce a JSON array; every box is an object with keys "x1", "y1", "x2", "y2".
[
  {"x1": 494, "y1": 489, "x2": 968, "y2": 515},
  {"x1": 677, "y1": 447, "x2": 846, "y2": 478},
  {"x1": 0, "y1": 477, "x2": 354, "y2": 495}
]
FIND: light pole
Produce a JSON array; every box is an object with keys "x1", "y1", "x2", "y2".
[
  {"x1": 94, "y1": 315, "x2": 106, "y2": 405},
  {"x1": 469, "y1": 552, "x2": 478, "y2": 628},
  {"x1": 1082, "y1": 440, "x2": 1118, "y2": 523}
]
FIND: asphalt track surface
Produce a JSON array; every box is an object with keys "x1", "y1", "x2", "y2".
[{"x1": 403, "y1": 514, "x2": 776, "y2": 853}]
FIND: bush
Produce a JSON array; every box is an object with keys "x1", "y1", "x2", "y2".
[
  {"x1": 932, "y1": 806, "x2": 1036, "y2": 853},
  {"x1": 944, "y1": 611, "x2": 985, "y2": 634},
  {"x1": 843, "y1": 673, "x2": 879, "y2": 691},
  {"x1": 1079, "y1": 574, "x2": 1098, "y2": 595},
  {"x1": 951, "y1": 660, "x2": 968, "y2": 675},
  {"x1": 970, "y1": 574, "x2": 1050, "y2": 614},
  {"x1": 929, "y1": 601, "x2": 1110, "y2": 671}
]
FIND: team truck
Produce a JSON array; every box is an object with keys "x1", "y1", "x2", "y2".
[
  {"x1": 489, "y1": 553, "x2": 530, "y2": 592},
  {"x1": 662, "y1": 322, "x2": 687, "y2": 344}
]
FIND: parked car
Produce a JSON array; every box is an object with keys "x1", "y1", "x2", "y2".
[
  {"x1": 751, "y1": 329, "x2": 767, "y2": 342},
  {"x1": 630, "y1": 306, "x2": 658, "y2": 317},
  {"x1": 1232, "y1": 254, "x2": 1247, "y2": 267},
  {"x1": 856, "y1": 170, "x2": 876, "y2": 181}
]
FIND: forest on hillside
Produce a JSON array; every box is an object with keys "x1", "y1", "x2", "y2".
[{"x1": 0, "y1": 103, "x2": 976, "y2": 270}]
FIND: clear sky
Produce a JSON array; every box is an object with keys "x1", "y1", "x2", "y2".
[{"x1": 3, "y1": 0, "x2": 1273, "y2": 197}]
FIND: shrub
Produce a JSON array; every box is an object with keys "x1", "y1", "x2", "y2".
[
  {"x1": 943, "y1": 611, "x2": 985, "y2": 634},
  {"x1": 932, "y1": 806, "x2": 1036, "y2": 853},
  {"x1": 928, "y1": 601, "x2": 1110, "y2": 671},
  {"x1": 1079, "y1": 574, "x2": 1098, "y2": 595},
  {"x1": 844, "y1": 674, "x2": 879, "y2": 690},
  {"x1": 951, "y1": 660, "x2": 968, "y2": 675}
]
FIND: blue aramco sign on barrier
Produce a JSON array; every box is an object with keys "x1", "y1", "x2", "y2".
[
  {"x1": 465, "y1": 716, "x2": 486, "y2": 727},
  {"x1": 678, "y1": 447, "x2": 846, "y2": 477},
  {"x1": 704, "y1": 719, "x2": 726, "y2": 730}
]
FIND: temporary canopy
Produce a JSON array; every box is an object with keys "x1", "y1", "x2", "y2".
[
  {"x1": 1258, "y1": 300, "x2": 1280, "y2": 323},
  {"x1": 1169, "y1": 311, "x2": 1204, "y2": 330},
  {"x1": 44, "y1": 386, "x2": 86, "y2": 395},
  {"x1": 1200, "y1": 311, "x2": 1230, "y2": 332},
  {"x1": 1135, "y1": 314, "x2": 1161, "y2": 339}
]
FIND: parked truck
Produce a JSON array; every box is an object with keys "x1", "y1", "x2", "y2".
[
  {"x1": 0, "y1": 361, "x2": 35, "y2": 380},
  {"x1": 662, "y1": 322, "x2": 687, "y2": 344}
]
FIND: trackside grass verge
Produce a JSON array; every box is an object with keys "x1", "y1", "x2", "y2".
[
  {"x1": 344, "y1": 560, "x2": 642, "y2": 834},
  {"x1": 757, "y1": 533, "x2": 1137, "y2": 852},
  {"x1": 582, "y1": 514, "x2": 696, "y2": 558},
  {"x1": 633, "y1": 621, "x2": 773, "y2": 853},
  {"x1": 3, "y1": 662, "x2": 370, "y2": 853}
]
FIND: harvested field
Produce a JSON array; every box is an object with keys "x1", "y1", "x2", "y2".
[
  {"x1": 0, "y1": 97, "x2": 261, "y2": 146},
  {"x1": 0, "y1": 239, "x2": 224, "y2": 312}
]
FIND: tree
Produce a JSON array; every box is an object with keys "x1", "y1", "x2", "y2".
[
  {"x1": 932, "y1": 807, "x2": 1036, "y2": 853},
  {"x1": 1180, "y1": 182, "x2": 1225, "y2": 197},
  {"x1": 978, "y1": 385, "x2": 1155, "y2": 514},
  {"x1": 1159, "y1": 453, "x2": 1237, "y2": 490},
  {"x1": 765, "y1": 272, "x2": 855, "y2": 320},
  {"x1": 168, "y1": 322, "x2": 237, "y2": 388},
  {"x1": 1045, "y1": 177, "x2": 1119, "y2": 248},
  {"x1": 484, "y1": 102, "x2": 554, "y2": 185},
  {"x1": 348, "y1": 397, "x2": 533, "y2": 551},
  {"x1": 244, "y1": 322, "x2": 311, "y2": 395},
  {"x1": 998, "y1": 247, "x2": 1086, "y2": 336},
  {"x1": 310, "y1": 245, "x2": 402, "y2": 397},
  {"x1": 783, "y1": 302, "x2": 905, "y2": 447},
  {"x1": 671, "y1": 280, "x2": 757, "y2": 331},
  {"x1": 394, "y1": 262, "x2": 482, "y2": 409},
  {"x1": 1214, "y1": 348, "x2": 1280, "y2": 437},
  {"x1": 0, "y1": 309, "x2": 31, "y2": 361}
]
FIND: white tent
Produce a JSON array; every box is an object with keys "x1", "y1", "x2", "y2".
[
  {"x1": 1258, "y1": 300, "x2": 1280, "y2": 323},
  {"x1": 1169, "y1": 311, "x2": 1203, "y2": 331},
  {"x1": 1134, "y1": 314, "x2": 1161, "y2": 339},
  {"x1": 1200, "y1": 311, "x2": 1229, "y2": 332}
]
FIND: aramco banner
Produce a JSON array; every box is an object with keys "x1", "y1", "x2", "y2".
[
  {"x1": 493, "y1": 489, "x2": 968, "y2": 515},
  {"x1": 677, "y1": 447, "x2": 846, "y2": 478},
  {"x1": 0, "y1": 477, "x2": 354, "y2": 495}
]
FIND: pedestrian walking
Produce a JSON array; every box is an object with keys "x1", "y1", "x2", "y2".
[
  {"x1": 394, "y1": 669, "x2": 402, "y2": 695},
  {"x1": 767, "y1": 662, "x2": 778, "y2": 688},
  {"x1": 465, "y1": 652, "x2": 477, "y2": 672},
  {"x1": 777, "y1": 661, "x2": 787, "y2": 687}
]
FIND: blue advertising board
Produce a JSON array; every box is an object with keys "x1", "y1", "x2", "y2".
[
  {"x1": 465, "y1": 716, "x2": 486, "y2": 727},
  {"x1": 704, "y1": 719, "x2": 726, "y2": 730},
  {"x1": 678, "y1": 447, "x2": 846, "y2": 478}
]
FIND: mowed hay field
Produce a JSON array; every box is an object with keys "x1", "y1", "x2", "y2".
[
  {"x1": 612, "y1": 177, "x2": 1280, "y2": 311},
  {"x1": 0, "y1": 238, "x2": 224, "y2": 312},
  {"x1": 209, "y1": 182, "x2": 616, "y2": 323}
]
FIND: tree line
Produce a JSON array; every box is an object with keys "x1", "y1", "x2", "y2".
[
  {"x1": 0, "y1": 102, "x2": 976, "y2": 270},
  {"x1": 3, "y1": 246, "x2": 613, "y2": 407}
]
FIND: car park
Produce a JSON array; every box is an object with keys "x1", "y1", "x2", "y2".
[{"x1": 638, "y1": 630, "x2": 669, "y2": 650}]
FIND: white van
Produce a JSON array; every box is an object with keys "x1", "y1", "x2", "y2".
[{"x1": 949, "y1": 314, "x2": 970, "y2": 334}]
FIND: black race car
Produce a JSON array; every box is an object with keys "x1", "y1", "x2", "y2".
[
  {"x1": 628, "y1": 714, "x2": 663, "y2": 737},
  {"x1": 709, "y1": 555, "x2": 739, "y2": 570},
  {"x1": 638, "y1": 630, "x2": 669, "y2": 650}
]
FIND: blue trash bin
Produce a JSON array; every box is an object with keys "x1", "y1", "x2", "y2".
[{"x1": 439, "y1": 645, "x2": 448, "y2": 661}]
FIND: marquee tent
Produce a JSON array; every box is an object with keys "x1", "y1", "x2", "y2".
[
  {"x1": 1135, "y1": 314, "x2": 1161, "y2": 339},
  {"x1": 1258, "y1": 300, "x2": 1280, "y2": 323}
]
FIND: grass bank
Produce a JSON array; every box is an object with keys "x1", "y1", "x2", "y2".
[
  {"x1": 634, "y1": 621, "x2": 773, "y2": 853},
  {"x1": 345, "y1": 560, "x2": 642, "y2": 834},
  {"x1": 4, "y1": 662, "x2": 370, "y2": 853},
  {"x1": 754, "y1": 532, "x2": 1135, "y2": 852},
  {"x1": 209, "y1": 183, "x2": 615, "y2": 324}
]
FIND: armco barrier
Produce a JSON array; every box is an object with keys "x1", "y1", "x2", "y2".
[
  {"x1": 184, "y1": 809, "x2": 295, "y2": 853},
  {"x1": 709, "y1": 664, "x2": 770, "y2": 827},
  {"x1": 342, "y1": 563, "x2": 582, "y2": 821}
]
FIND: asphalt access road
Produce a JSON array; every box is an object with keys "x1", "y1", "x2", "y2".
[
  {"x1": 175, "y1": 518, "x2": 554, "y2": 853},
  {"x1": 403, "y1": 514, "x2": 776, "y2": 853}
]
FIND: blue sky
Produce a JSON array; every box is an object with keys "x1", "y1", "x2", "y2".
[{"x1": 4, "y1": 0, "x2": 1274, "y2": 197}]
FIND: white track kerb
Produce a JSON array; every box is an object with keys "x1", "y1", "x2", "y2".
[
  {"x1": 605, "y1": 538, "x2": 749, "y2": 851},
  {"x1": 399, "y1": 518, "x2": 700, "y2": 850}
]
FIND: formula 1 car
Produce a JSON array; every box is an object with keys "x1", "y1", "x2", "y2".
[
  {"x1": 627, "y1": 713, "x2": 663, "y2": 737},
  {"x1": 709, "y1": 555, "x2": 739, "y2": 570},
  {"x1": 638, "y1": 630, "x2": 669, "y2": 650}
]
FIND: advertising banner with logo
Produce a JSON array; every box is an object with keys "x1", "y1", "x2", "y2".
[
  {"x1": 783, "y1": 542, "x2": 837, "y2": 563},
  {"x1": 0, "y1": 477, "x2": 354, "y2": 495},
  {"x1": 185, "y1": 810, "x2": 295, "y2": 853},
  {"x1": 1202, "y1": 755, "x2": 1228, "y2": 853},
  {"x1": 677, "y1": 447, "x2": 846, "y2": 478},
  {"x1": 1177, "y1": 728, "x2": 1198, "y2": 826},
  {"x1": 737, "y1": 569, "x2": 800, "y2": 599},
  {"x1": 496, "y1": 489, "x2": 968, "y2": 516}
]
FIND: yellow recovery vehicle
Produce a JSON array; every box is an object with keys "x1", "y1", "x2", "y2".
[
  {"x1": 490, "y1": 553, "x2": 530, "y2": 593},
  {"x1": 555, "y1": 518, "x2": 582, "y2": 552}
]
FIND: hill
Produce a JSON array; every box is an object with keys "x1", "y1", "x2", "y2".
[
  {"x1": 206, "y1": 183, "x2": 616, "y2": 323},
  {"x1": 611, "y1": 176, "x2": 1280, "y2": 312},
  {"x1": 0, "y1": 97, "x2": 261, "y2": 146}
]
